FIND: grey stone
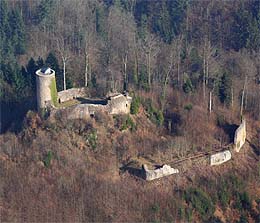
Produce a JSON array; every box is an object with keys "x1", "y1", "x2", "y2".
[
  {"x1": 234, "y1": 119, "x2": 246, "y2": 152},
  {"x1": 142, "y1": 164, "x2": 179, "y2": 181},
  {"x1": 210, "y1": 150, "x2": 232, "y2": 166}
]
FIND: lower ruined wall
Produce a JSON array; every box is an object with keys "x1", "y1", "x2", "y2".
[
  {"x1": 51, "y1": 103, "x2": 108, "y2": 120},
  {"x1": 142, "y1": 164, "x2": 179, "y2": 181},
  {"x1": 67, "y1": 104, "x2": 107, "y2": 119},
  {"x1": 210, "y1": 150, "x2": 232, "y2": 166},
  {"x1": 234, "y1": 120, "x2": 246, "y2": 152},
  {"x1": 58, "y1": 88, "x2": 86, "y2": 103}
]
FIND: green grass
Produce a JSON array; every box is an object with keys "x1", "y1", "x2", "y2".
[
  {"x1": 49, "y1": 78, "x2": 58, "y2": 107},
  {"x1": 43, "y1": 151, "x2": 53, "y2": 168}
]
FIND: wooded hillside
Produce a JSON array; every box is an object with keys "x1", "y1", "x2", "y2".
[{"x1": 0, "y1": 1, "x2": 260, "y2": 222}]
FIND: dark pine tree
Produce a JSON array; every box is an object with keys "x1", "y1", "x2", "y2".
[
  {"x1": 26, "y1": 58, "x2": 38, "y2": 91},
  {"x1": 219, "y1": 72, "x2": 232, "y2": 106},
  {"x1": 45, "y1": 52, "x2": 63, "y2": 91}
]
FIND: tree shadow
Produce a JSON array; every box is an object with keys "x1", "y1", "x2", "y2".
[
  {"x1": 1, "y1": 97, "x2": 36, "y2": 134},
  {"x1": 77, "y1": 97, "x2": 108, "y2": 105},
  {"x1": 246, "y1": 139, "x2": 260, "y2": 156},
  {"x1": 120, "y1": 164, "x2": 145, "y2": 179},
  {"x1": 222, "y1": 123, "x2": 239, "y2": 143},
  {"x1": 164, "y1": 111, "x2": 184, "y2": 136}
]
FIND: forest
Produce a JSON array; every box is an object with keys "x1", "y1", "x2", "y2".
[{"x1": 0, "y1": 0, "x2": 260, "y2": 222}]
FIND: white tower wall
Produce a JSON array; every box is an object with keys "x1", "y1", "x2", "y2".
[{"x1": 36, "y1": 68, "x2": 57, "y2": 111}]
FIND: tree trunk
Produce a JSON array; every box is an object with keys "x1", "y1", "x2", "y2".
[
  {"x1": 161, "y1": 61, "x2": 173, "y2": 111},
  {"x1": 240, "y1": 75, "x2": 247, "y2": 118},
  {"x1": 177, "y1": 57, "x2": 180, "y2": 87},
  {"x1": 85, "y1": 53, "x2": 89, "y2": 87},
  {"x1": 231, "y1": 87, "x2": 234, "y2": 108},
  {"x1": 206, "y1": 55, "x2": 209, "y2": 85},
  {"x1": 134, "y1": 49, "x2": 138, "y2": 84},
  {"x1": 203, "y1": 53, "x2": 206, "y2": 99},
  {"x1": 63, "y1": 58, "x2": 66, "y2": 91},
  {"x1": 209, "y1": 91, "x2": 212, "y2": 114},
  {"x1": 258, "y1": 85, "x2": 260, "y2": 120},
  {"x1": 123, "y1": 54, "x2": 127, "y2": 91},
  {"x1": 147, "y1": 52, "x2": 151, "y2": 86},
  {"x1": 89, "y1": 63, "x2": 92, "y2": 86}
]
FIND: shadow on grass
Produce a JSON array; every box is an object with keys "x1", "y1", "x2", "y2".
[
  {"x1": 120, "y1": 164, "x2": 145, "y2": 179},
  {"x1": 246, "y1": 139, "x2": 260, "y2": 156}
]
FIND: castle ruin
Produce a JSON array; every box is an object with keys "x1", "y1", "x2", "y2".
[{"x1": 36, "y1": 67, "x2": 132, "y2": 119}]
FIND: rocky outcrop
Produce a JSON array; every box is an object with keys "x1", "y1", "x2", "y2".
[
  {"x1": 210, "y1": 150, "x2": 232, "y2": 166},
  {"x1": 142, "y1": 164, "x2": 179, "y2": 181}
]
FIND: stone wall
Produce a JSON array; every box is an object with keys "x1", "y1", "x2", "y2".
[
  {"x1": 58, "y1": 88, "x2": 86, "y2": 103},
  {"x1": 142, "y1": 164, "x2": 179, "y2": 181},
  {"x1": 210, "y1": 150, "x2": 232, "y2": 166},
  {"x1": 67, "y1": 104, "x2": 107, "y2": 119},
  {"x1": 108, "y1": 94, "x2": 132, "y2": 114},
  {"x1": 234, "y1": 120, "x2": 246, "y2": 152},
  {"x1": 51, "y1": 93, "x2": 132, "y2": 120}
]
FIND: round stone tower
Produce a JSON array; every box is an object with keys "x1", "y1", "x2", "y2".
[{"x1": 36, "y1": 67, "x2": 58, "y2": 111}]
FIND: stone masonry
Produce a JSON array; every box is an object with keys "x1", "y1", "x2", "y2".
[
  {"x1": 53, "y1": 93, "x2": 132, "y2": 120},
  {"x1": 58, "y1": 88, "x2": 86, "y2": 103},
  {"x1": 36, "y1": 68, "x2": 57, "y2": 111},
  {"x1": 142, "y1": 164, "x2": 179, "y2": 181},
  {"x1": 234, "y1": 119, "x2": 246, "y2": 152},
  {"x1": 36, "y1": 67, "x2": 132, "y2": 118},
  {"x1": 210, "y1": 150, "x2": 232, "y2": 166}
]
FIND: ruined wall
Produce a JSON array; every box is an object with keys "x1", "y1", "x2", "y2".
[
  {"x1": 234, "y1": 120, "x2": 246, "y2": 152},
  {"x1": 142, "y1": 164, "x2": 179, "y2": 181},
  {"x1": 210, "y1": 150, "x2": 232, "y2": 166},
  {"x1": 67, "y1": 104, "x2": 107, "y2": 119},
  {"x1": 58, "y1": 87, "x2": 86, "y2": 103},
  {"x1": 108, "y1": 94, "x2": 132, "y2": 114},
  {"x1": 51, "y1": 103, "x2": 107, "y2": 120},
  {"x1": 36, "y1": 69, "x2": 57, "y2": 111},
  {"x1": 50, "y1": 93, "x2": 132, "y2": 120}
]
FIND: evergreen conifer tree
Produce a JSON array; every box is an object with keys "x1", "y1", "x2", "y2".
[
  {"x1": 45, "y1": 52, "x2": 62, "y2": 91},
  {"x1": 219, "y1": 72, "x2": 232, "y2": 106}
]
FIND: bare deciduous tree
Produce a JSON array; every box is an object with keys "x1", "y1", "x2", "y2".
[
  {"x1": 56, "y1": 35, "x2": 70, "y2": 91},
  {"x1": 141, "y1": 33, "x2": 160, "y2": 87}
]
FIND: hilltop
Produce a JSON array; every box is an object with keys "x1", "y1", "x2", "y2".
[
  {"x1": 0, "y1": 96, "x2": 259, "y2": 222},
  {"x1": 1, "y1": 0, "x2": 260, "y2": 222}
]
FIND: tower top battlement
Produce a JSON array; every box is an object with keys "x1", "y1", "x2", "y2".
[{"x1": 36, "y1": 67, "x2": 55, "y2": 77}]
